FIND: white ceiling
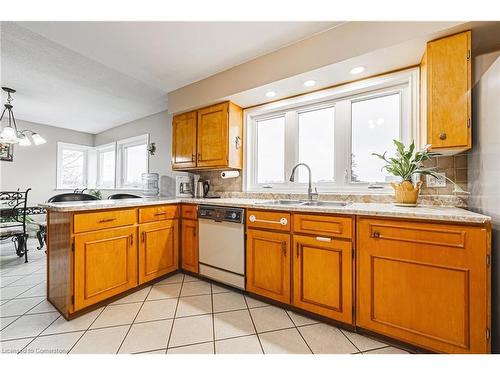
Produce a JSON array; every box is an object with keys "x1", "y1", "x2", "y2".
[{"x1": 1, "y1": 21, "x2": 339, "y2": 133}]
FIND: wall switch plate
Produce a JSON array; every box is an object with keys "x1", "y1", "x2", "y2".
[{"x1": 426, "y1": 173, "x2": 446, "y2": 188}]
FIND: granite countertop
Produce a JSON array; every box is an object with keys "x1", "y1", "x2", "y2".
[{"x1": 40, "y1": 197, "x2": 491, "y2": 224}]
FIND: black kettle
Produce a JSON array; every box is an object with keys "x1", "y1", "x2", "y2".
[{"x1": 202, "y1": 181, "x2": 210, "y2": 197}]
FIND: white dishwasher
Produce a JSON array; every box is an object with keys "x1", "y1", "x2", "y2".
[{"x1": 198, "y1": 205, "x2": 245, "y2": 289}]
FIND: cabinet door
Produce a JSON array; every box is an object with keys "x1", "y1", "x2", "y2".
[
  {"x1": 246, "y1": 229, "x2": 290, "y2": 303},
  {"x1": 197, "y1": 102, "x2": 229, "y2": 168},
  {"x1": 74, "y1": 226, "x2": 138, "y2": 311},
  {"x1": 181, "y1": 219, "x2": 198, "y2": 273},
  {"x1": 292, "y1": 235, "x2": 353, "y2": 324},
  {"x1": 357, "y1": 218, "x2": 489, "y2": 353},
  {"x1": 427, "y1": 31, "x2": 471, "y2": 150},
  {"x1": 139, "y1": 220, "x2": 179, "y2": 284},
  {"x1": 172, "y1": 111, "x2": 197, "y2": 169}
]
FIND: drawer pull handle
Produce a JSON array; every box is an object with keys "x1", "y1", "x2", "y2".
[
  {"x1": 99, "y1": 218, "x2": 116, "y2": 223},
  {"x1": 315, "y1": 236, "x2": 331, "y2": 242},
  {"x1": 141, "y1": 231, "x2": 146, "y2": 242},
  {"x1": 130, "y1": 234, "x2": 134, "y2": 246},
  {"x1": 154, "y1": 212, "x2": 166, "y2": 216},
  {"x1": 249, "y1": 215, "x2": 288, "y2": 226},
  {"x1": 373, "y1": 231, "x2": 380, "y2": 238},
  {"x1": 439, "y1": 132, "x2": 447, "y2": 140}
]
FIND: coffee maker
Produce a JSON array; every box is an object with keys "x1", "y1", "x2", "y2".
[{"x1": 175, "y1": 176, "x2": 193, "y2": 197}]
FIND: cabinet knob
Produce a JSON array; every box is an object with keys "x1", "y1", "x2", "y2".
[
  {"x1": 373, "y1": 231, "x2": 380, "y2": 238},
  {"x1": 439, "y1": 132, "x2": 447, "y2": 140}
]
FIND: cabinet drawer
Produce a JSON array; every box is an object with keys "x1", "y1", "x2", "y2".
[
  {"x1": 293, "y1": 214, "x2": 352, "y2": 239},
  {"x1": 139, "y1": 205, "x2": 178, "y2": 223},
  {"x1": 74, "y1": 209, "x2": 136, "y2": 233},
  {"x1": 181, "y1": 205, "x2": 198, "y2": 220},
  {"x1": 246, "y1": 210, "x2": 291, "y2": 232}
]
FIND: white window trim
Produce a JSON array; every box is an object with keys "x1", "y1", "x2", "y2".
[
  {"x1": 244, "y1": 68, "x2": 420, "y2": 193},
  {"x1": 95, "y1": 142, "x2": 116, "y2": 189},
  {"x1": 56, "y1": 142, "x2": 91, "y2": 189},
  {"x1": 116, "y1": 134, "x2": 150, "y2": 189}
]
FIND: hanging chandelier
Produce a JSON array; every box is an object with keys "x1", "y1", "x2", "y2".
[{"x1": 0, "y1": 87, "x2": 46, "y2": 146}]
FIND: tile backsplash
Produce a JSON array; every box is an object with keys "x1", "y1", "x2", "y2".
[{"x1": 195, "y1": 153, "x2": 468, "y2": 206}]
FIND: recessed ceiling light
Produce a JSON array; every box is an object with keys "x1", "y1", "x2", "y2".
[
  {"x1": 303, "y1": 80, "x2": 316, "y2": 87},
  {"x1": 265, "y1": 91, "x2": 276, "y2": 98},
  {"x1": 350, "y1": 66, "x2": 365, "y2": 75}
]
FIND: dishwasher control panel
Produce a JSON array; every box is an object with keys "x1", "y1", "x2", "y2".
[{"x1": 198, "y1": 205, "x2": 245, "y2": 224}]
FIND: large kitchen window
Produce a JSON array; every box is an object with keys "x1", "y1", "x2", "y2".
[{"x1": 245, "y1": 69, "x2": 418, "y2": 192}]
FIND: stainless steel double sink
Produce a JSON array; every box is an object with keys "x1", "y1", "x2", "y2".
[{"x1": 255, "y1": 199, "x2": 349, "y2": 207}]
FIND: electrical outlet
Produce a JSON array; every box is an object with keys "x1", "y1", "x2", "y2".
[{"x1": 426, "y1": 173, "x2": 446, "y2": 188}]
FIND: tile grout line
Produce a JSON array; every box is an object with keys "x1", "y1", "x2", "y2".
[
  {"x1": 115, "y1": 284, "x2": 156, "y2": 354},
  {"x1": 244, "y1": 296, "x2": 264, "y2": 354},
  {"x1": 164, "y1": 274, "x2": 184, "y2": 353},
  {"x1": 16, "y1": 312, "x2": 62, "y2": 354},
  {"x1": 46, "y1": 301, "x2": 107, "y2": 354},
  {"x1": 284, "y1": 310, "x2": 313, "y2": 354},
  {"x1": 338, "y1": 328, "x2": 362, "y2": 354}
]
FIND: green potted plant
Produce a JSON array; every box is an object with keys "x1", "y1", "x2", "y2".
[{"x1": 372, "y1": 140, "x2": 458, "y2": 205}]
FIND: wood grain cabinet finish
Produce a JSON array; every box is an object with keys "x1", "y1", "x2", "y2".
[
  {"x1": 181, "y1": 219, "x2": 198, "y2": 273},
  {"x1": 292, "y1": 234, "x2": 353, "y2": 324},
  {"x1": 172, "y1": 111, "x2": 197, "y2": 169},
  {"x1": 181, "y1": 204, "x2": 198, "y2": 220},
  {"x1": 293, "y1": 214, "x2": 352, "y2": 239},
  {"x1": 73, "y1": 209, "x2": 136, "y2": 233},
  {"x1": 171, "y1": 101, "x2": 243, "y2": 171},
  {"x1": 246, "y1": 210, "x2": 291, "y2": 232},
  {"x1": 138, "y1": 220, "x2": 179, "y2": 284},
  {"x1": 139, "y1": 205, "x2": 178, "y2": 224},
  {"x1": 421, "y1": 31, "x2": 471, "y2": 153},
  {"x1": 356, "y1": 217, "x2": 490, "y2": 353},
  {"x1": 74, "y1": 226, "x2": 138, "y2": 311},
  {"x1": 246, "y1": 229, "x2": 291, "y2": 304}
]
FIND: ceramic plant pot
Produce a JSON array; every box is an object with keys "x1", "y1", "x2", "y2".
[{"x1": 390, "y1": 180, "x2": 423, "y2": 204}]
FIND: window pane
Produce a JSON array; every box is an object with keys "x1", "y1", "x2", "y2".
[
  {"x1": 62, "y1": 149, "x2": 85, "y2": 187},
  {"x1": 351, "y1": 93, "x2": 400, "y2": 183},
  {"x1": 124, "y1": 144, "x2": 147, "y2": 187},
  {"x1": 257, "y1": 116, "x2": 285, "y2": 184},
  {"x1": 98, "y1": 150, "x2": 115, "y2": 188},
  {"x1": 298, "y1": 106, "x2": 335, "y2": 183}
]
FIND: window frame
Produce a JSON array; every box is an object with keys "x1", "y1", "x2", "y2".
[
  {"x1": 116, "y1": 134, "x2": 150, "y2": 189},
  {"x1": 56, "y1": 142, "x2": 91, "y2": 189},
  {"x1": 244, "y1": 68, "x2": 419, "y2": 193},
  {"x1": 95, "y1": 142, "x2": 116, "y2": 189}
]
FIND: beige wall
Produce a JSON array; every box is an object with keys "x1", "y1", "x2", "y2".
[
  {"x1": 0, "y1": 119, "x2": 94, "y2": 205},
  {"x1": 168, "y1": 22, "x2": 463, "y2": 114}
]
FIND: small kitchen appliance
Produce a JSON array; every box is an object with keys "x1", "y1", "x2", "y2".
[{"x1": 175, "y1": 176, "x2": 193, "y2": 197}]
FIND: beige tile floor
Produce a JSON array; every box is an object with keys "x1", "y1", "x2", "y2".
[{"x1": 0, "y1": 239, "x2": 410, "y2": 354}]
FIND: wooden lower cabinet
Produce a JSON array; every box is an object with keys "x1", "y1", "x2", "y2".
[
  {"x1": 292, "y1": 235, "x2": 353, "y2": 324},
  {"x1": 74, "y1": 226, "x2": 138, "y2": 311},
  {"x1": 138, "y1": 220, "x2": 179, "y2": 284},
  {"x1": 356, "y1": 218, "x2": 490, "y2": 353},
  {"x1": 181, "y1": 219, "x2": 198, "y2": 273},
  {"x1": 246, "y1": 229, "x2": 291, "y2": 304}
]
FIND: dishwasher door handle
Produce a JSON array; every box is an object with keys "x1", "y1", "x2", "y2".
[{"x1": 248, "y1": 215, "x2": 288, "y2": 226}]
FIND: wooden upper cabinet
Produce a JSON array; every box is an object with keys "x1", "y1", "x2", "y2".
[
  {"x1": 356, "y1": 217, "x2": 490, "y2": 353},
  {"x1": 172, "y1": 111, "x2": 197, "y2": 170},
  {"x1": 246, "y1": 229, "x2": 291, "y2": 304},
  {"x1": 292, "y1": 234, "x2": 353, "y2": 324},
  {"x1": 421, "y1": 31, "x2": 471, "y2": 153},
  {"x1": 171, "y1": 101, "x2": 243, "y2": 171},
  {"x1": 197, "y1": 102, "x2": 229, "y2": 168},
  {"x1": 74, "y1": 226, "x2": 138, "y2": 311},
  {"x1": 138, "y1": 220, "x2": 179, "y2": 284}
]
